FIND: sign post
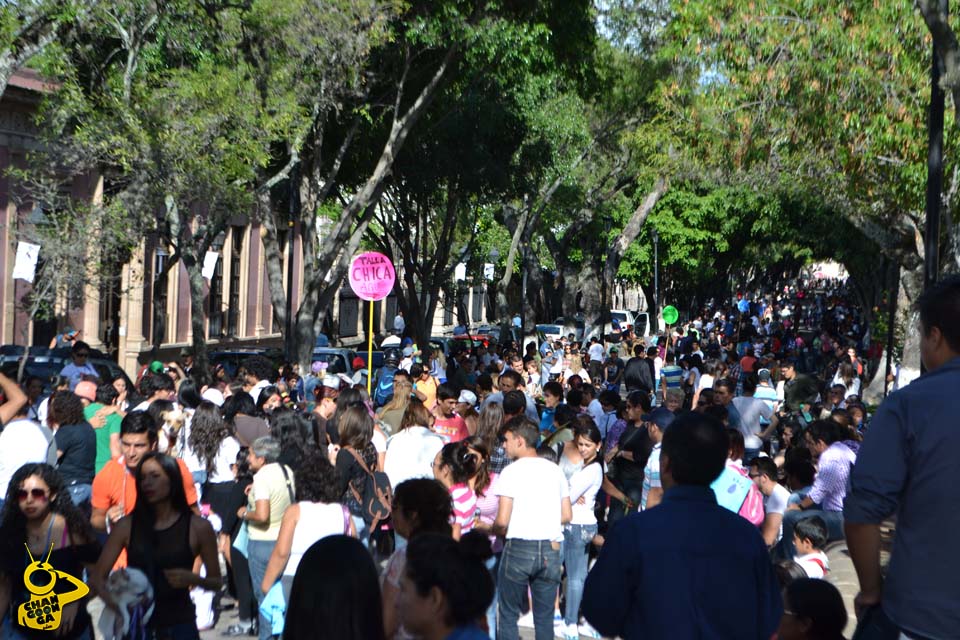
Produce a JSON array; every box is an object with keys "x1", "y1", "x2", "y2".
[{"x1": 348, "y1": 252, "x2": 396, "y2": 393}]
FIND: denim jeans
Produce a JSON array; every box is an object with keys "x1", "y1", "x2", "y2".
[
  {"x1": 775, "y1": 508, "x2": 844, "y2": 559},
  {"x1": 742, "y1": 447, "x2": 761, "y2": 465},
  {"x1": 67, "y1": 482, "x2": 92, "y2": 507},
  {"x1": 497, "y1": 539, "x2": 562, "y2": 640},
  {"x1": 485, "y1": 551, "x2": 501, "y2": 637},
  {"x1": 562, "y1": 523, "x2": 597, "y2": 626},
  {"x1": 247, "y1": 539, "x2": 275, "y2": 640}
]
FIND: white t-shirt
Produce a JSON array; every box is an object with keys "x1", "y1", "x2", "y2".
[
  {"x1": 588, "y1": 343, "x2": 605, "y2": 364},
  {"x1": 0, "y1": 419, "x2": 51, "y2": 496},
  {"x1": 372, "y1": 428, "x2": 387, "y2": 455},
  {"x1": 495, "y1": 457, "x2": 569, "y2": 541},
  {"x1": 383, "y1": 427, "x2": 445, "y2": 489},
  {"x1": 795, "y1": 550, "x2": 829, "y2": 578},
  {"x1": 763, "y1": 483, "x2": 790, "y2": 543},
  {"x1": 568, "y1": 462, "x2": 603, "y2": 525},
  {"x1": 208, "y1": 437, "x2": 242, "y2": 484}
]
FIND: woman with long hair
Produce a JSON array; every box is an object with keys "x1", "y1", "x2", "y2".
[
  {"x1": 260, "y1": 450, "x2": 354, "y2": 601},
  {"x1": 48, "y1": 391, "x2": 96, "y2": 511},
  {"x1": 283, "y1": 535, "x2": 384, "y2": 640},
  {"x1": 0, "y1": 463, "x2": 99, "y2": 640},
  {"x1": 90, "y1": 452, "x2": 221, "y2": 640},
  {"x1": 474, "y1": 402, "x2": 506, "y2": 474},
  {"x1": 561, "y1": 422, "x2": 603, "y2": 639},
  {"x1": 562, "y1": 354, "x2": 591, "y2": 387},
  {"x1": 381, "y1": 479, "x2": 454, "y2": 640},
  {"x1": 334, "y1": 406, "x2": 379, "y2": 543},
  {"x1": 377, "y1": 377, "x2": 412, "y2": 434},
  {"x1": 383, "y1": 399, "x2": 445, "y2": 489},
  {"x1": 269, "y1": 408, "x2": 313, "y2": 473},
  {"x1": 190, "y1": 400, "x2": 242, "y2": 537}
]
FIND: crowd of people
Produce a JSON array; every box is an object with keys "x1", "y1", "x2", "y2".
[{"x1": 0, "y1": 274, "x2": 956, "y2": 640}]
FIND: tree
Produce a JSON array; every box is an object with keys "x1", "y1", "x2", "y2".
[
  {"x1": 33, "y1": 0, "x2": 265, "y2": 380},
  {"x1": 652, "y1": 0, "x2": 948, "y2": 372}
]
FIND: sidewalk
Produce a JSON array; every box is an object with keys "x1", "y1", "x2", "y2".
[{"x1": 825, "y1": 520, "x2": 895, "y2": 638}]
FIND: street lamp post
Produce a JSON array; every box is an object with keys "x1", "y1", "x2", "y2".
[{"x1": 652, "y1": 229, "x2": 659, "y2": 327}]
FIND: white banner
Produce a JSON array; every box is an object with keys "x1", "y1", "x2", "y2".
[
  {"x1": 12, "y1": 241, "x2": 40, "y2": 283},
  {"x1": 202, "y1": 251, "x2": 219, "y2": 280},
  {"x1": 454, "y1": 262, "x2": 467, "y2": 282},
  {"x1": 483, "y1": 263, "x2": 495, "y2": 281}
]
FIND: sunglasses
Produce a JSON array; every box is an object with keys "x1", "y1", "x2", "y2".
[{"x1": 17, "y1": 488, "x2": 48, "y2": 502}]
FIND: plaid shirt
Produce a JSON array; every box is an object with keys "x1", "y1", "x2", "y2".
[{"x1": 490, "y1": 443, "x2": 511, "y2": 474}]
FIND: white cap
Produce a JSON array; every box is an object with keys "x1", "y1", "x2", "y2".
[
  {"x1": 201, "y1": 388, "x2": 225, "y2": 406},
  {"x1": 457, "y1": 390, "x2": 477, "y2": 405}
]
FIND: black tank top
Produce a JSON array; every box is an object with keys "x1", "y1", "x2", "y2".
[{"x1": 128, "y1": 512, "x2": 196, "y2": 628}]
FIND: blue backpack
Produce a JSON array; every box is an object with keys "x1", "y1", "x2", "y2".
[{"x1": 374, "y1": 366, "x2": 398, "y2": 407}]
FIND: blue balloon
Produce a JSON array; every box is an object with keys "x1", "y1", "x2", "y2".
[{"x1": 737, "y1": 299, "x2": 750, "y2": 313}]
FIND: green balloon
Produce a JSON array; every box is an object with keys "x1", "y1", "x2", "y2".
[{"x1": 661, "y1": 305, "x2": 679, "y2": 325}]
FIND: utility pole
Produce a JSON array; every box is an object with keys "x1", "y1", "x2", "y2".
[{"x1": 925, "y1": 0, "x2": 947, "y2": 293}]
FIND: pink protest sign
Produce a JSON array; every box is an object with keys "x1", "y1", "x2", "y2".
[{"x1": 348, "y1": 252, "x2": 396, "y2": 301}]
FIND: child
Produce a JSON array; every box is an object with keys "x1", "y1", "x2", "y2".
[{"x1": 793, "y1": 515, "x2": 829, "y2": 578}]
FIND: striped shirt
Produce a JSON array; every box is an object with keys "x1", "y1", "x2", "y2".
[
  {"x1": 641, "y1": 443, "x2": 662, "y2": 510},
  {"x1": 450, "y1": 483, "x2": 478, "y2": 533},
  {"x1": 661, "y1": 365, "x2": 684, "y2": 390}
]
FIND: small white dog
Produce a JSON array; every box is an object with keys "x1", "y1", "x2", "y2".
[{"x1": 98, "y1": 567, "x2": 155, "y2": 640}]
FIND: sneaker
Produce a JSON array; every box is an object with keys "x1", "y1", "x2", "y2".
[
  {"x1": 517, "y1": 611, "x2": 535, "y2": 628},
  {"x1": 222, "y1": 621, "x2": 254, "y2": 637},
  {"x1": 578, "y1": 620, "x2": 602, "y2": 638},
  {"x1": 553, "y1": 611, "x2": 565, "y2": 633},
  {"x1": 562, "y1": 622, "x2": 579, "y2": 640}
]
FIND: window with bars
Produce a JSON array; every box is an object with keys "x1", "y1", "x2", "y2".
[
  {"x1": 227, "y1": 226, "x2": 244, "y2": 336},
  {"x1": 208, "y1": 250, "x2": 224, "y2": 339},
  {"x1": 339, "y1": 292, "x2": 359, "y2": 338}
]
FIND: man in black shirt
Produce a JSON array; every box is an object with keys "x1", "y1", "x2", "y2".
[{"x1": 624, "y1": 345, "x2": 653, "y2": 393}]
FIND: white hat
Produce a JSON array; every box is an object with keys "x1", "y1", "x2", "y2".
[
  {"x1": 201, "y1": 388, "x2": 224, "y2": 406},
  {"x1": 457, "y1": 390, "x2": 477, "y2": 405},
  {"x1": 322, "y1": 375, "x2": 341, "y2": 390}
]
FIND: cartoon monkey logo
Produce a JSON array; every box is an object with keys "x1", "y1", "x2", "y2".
[{"x1": 17, "y1": 543, "x2": 90, "y2": 631}]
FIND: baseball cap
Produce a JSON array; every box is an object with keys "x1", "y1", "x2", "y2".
[
  {"x1": 74, "y1": 381, "x2": 97, "y2": 403},
  {"x1": 179, "y1": 347, "x2": 192, "y2": 357},
  {"x1": 202, "y1": 388, "x2": 225, "y2": 406},
  {"x1": 641, "y1": 407, "x2": 676, "y2": 431},
  {"x1": 402, "y1": 346, "x2": 414, "y2": 357},
  {"x1": 758, "y1": 368, "x2": 772, "y2": 382},
  {"x1": 457, "y1": 390, "x2": 477, "y2": 406},
  {"x1": 322, "y1": 375, "x2": 341, "y2": 391},
  {"x1": 352, "y1": 356, "x2": 365, "y2": 369},
  {"x1": 149, "y1": 360, "x2": 165, "y2": 374}
]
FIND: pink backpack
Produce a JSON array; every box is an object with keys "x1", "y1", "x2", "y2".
[{"x1": 732, "y1": 465, "x2": 765, "y2": 526}]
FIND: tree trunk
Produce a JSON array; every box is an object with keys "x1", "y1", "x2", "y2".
[{"x1": 180, "y1": 243, "x2": 211, "y2": 386}]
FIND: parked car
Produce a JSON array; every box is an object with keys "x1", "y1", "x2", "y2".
[
  {"x1": 0, "y1": 346, "x2": 135, "y2": 394},
  {"x1": 209, "y1": 348, "x2": 284, "y2": 378},
  {"x1": 311, "y1": 347, "x2": 358, "y2": 376}
]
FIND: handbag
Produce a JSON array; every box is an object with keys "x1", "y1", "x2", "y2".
[
  {"x1": 233, "y1": 522, "x2": 249, "y2": 559},
  {"x1": 259, "y1": 581, "x2": 286, "y2": 636}
]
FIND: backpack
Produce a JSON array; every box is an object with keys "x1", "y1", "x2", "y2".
[
  {"x1": 373, "y1": 366, "x2": 398, "y2": 407},
  {"x1": 732, "y1": 465, "x2": 765, "y2": 527},
  {"x1": 345, "y1": 448, "x2": 392, "y2": 534}
]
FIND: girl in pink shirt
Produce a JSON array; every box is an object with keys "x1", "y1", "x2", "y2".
[{"x1": 433, "y1": 440, "x2": 484, "y2": 540}]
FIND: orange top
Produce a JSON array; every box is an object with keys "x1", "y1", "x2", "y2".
[{"x1": 91, "y1": 457, "x2": 198, "y2": 568}]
